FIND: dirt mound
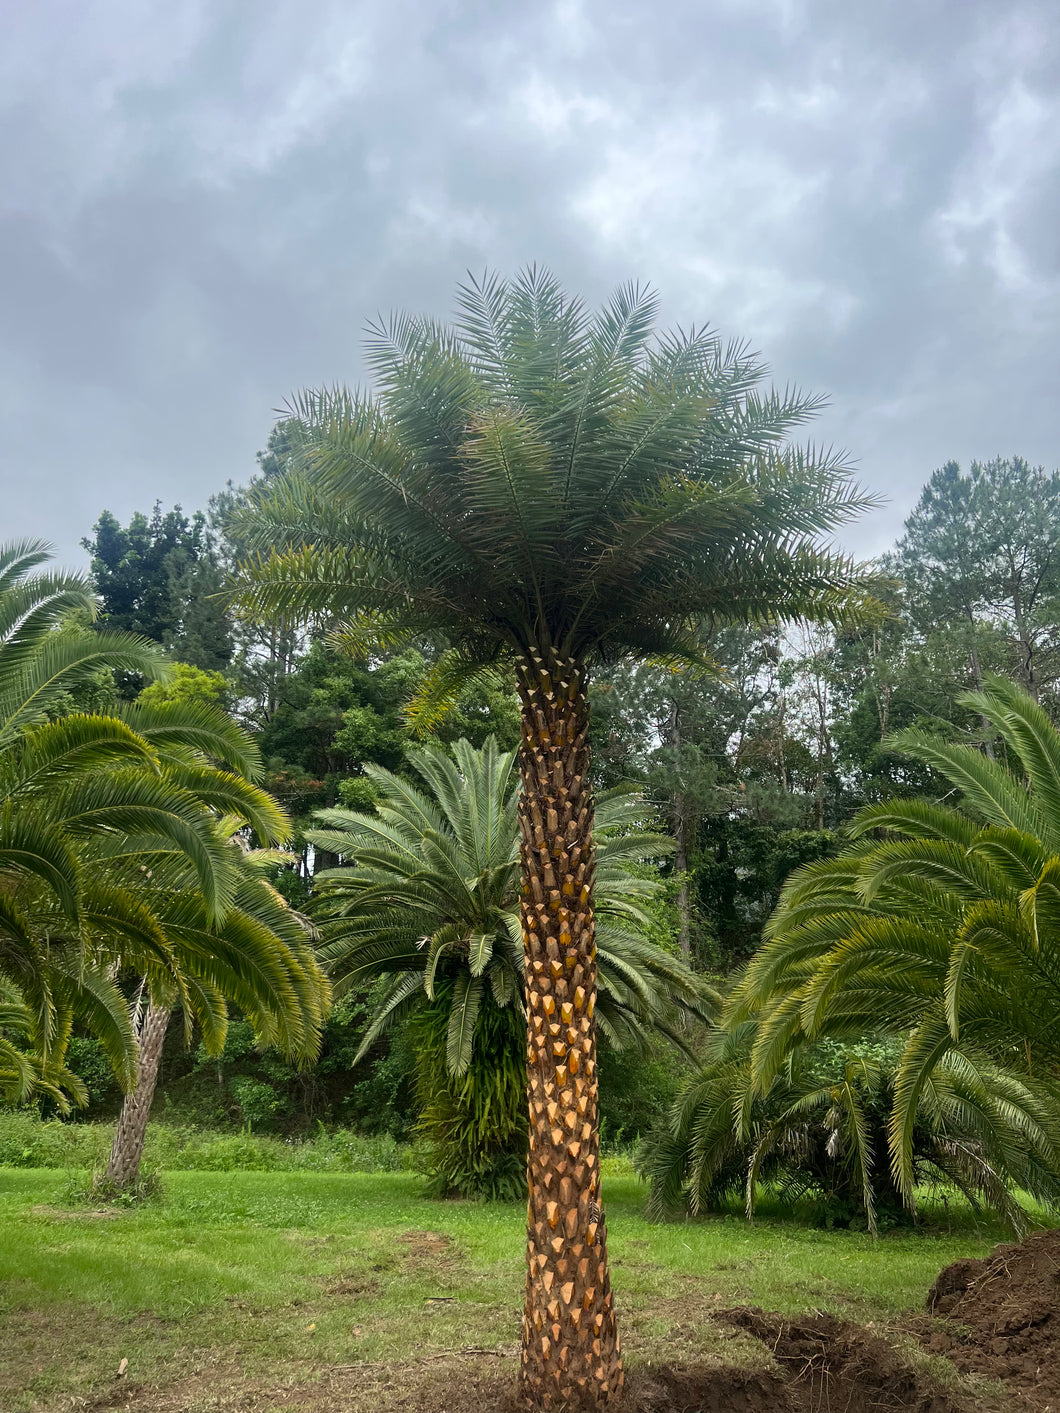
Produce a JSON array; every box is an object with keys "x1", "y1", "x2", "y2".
[
  {"x1": 635, "y1": 1308, "x2": 974, "y2": 1413},
  {"x1": 921, "y1": 1227, "x2": 1060, "y2": 1408}
]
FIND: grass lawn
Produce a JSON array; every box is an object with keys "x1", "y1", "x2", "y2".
[{"x1": 0, "y1": 1162, "x2": 1030, "y2": 1412}]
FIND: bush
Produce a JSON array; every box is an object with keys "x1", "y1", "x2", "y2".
[
  {"x1": 0, "y1": 1111, "x2": 112, "y2": 1169},
  {"x1": 412, "y1": 997, "x2": 528, "y2": 1201},
  {"x1": 639, "y1": 1029, "x2": 1060, "y2": 1235},
  {"x1": 598, "y1": 1040, "x2": 686, "y2": 1150},
  {"x1": 0, "y1": 1112, "x2": 409, "y2": 1174}
]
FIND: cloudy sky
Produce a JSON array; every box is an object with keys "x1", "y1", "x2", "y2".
[{"x1": 2, "y1": 0, "x2": 1058, "y2": 563}]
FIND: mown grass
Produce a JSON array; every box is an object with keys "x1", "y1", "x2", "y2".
[{"x1": 0, "y1": 1161, "x2": 1034, "y2": 1412}]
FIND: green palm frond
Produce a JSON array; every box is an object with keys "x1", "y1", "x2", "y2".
[
  {"x1": 232, "y1": 269, "x2": 884, "y2": 707},
  {"x1": 309, "y1": 736, "x2": 707, "y2": 1076},
  {"x1": 732, "y1": 679, "x2": 1060, "y2": 1224}
]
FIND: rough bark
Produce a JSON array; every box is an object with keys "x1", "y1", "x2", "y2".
[
  {"x1": 516, "y1": 651, "x2": 622, "y2": 1409},
  {"x1": 668, "y1": 700, "x2": 691, "y2": 959},
  {"x1": 965, "y1": 604, "x2": 996, "y2": 760},
  {"x1": 104, "y1": 1000, "x2": 170, "y2": 1188}
]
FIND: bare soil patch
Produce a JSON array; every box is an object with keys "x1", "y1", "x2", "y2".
[
  {"x1": 396, "y1": 1229, "x2": 456, "y2": 1257},
  {"x1": 914, "y1": 1227, "x2": 1060, "y2": 1409},
  {"x1": 35, "y1": 1231, "x2": 1060, "y2": 1413},
  {"x1": 70, "y1": 1311, "x2": 985, "y2": 1413},
  {"x1": 633, "y1": 1306, "x2": 987, "y2": 1413}
]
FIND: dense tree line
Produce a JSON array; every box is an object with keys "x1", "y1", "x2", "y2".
[{"x1": 69, "y1": 450, "x2": 1060, "y2": 1140}]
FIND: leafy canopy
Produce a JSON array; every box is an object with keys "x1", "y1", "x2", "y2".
[{"x1": 235, "y1": 269, "x2": 884, "y2": 724}]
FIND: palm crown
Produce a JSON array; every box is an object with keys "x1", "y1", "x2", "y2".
[{"x1": 236, "y1": 269, "x2": 882, "y2": 721}]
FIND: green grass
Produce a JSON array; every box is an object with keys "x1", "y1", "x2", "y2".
[
  {"x1": 0, "y1": 1163, "x2": 1035, "y2": 1411},
  {"x1": 0, "y1": 1110, "x2": 408, "y2": 1173}
]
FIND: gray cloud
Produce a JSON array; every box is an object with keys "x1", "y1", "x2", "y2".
[{"x1": 1, "y1": 0, "x2": 1057, "y2": 561}]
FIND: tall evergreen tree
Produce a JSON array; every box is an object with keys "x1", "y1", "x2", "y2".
[
  {"x1": 84, "y1": 503, "x2": 233, "y2": 671},
  {"x1": 898, "y1": 457, "x2": 1060, "y2": 702}
]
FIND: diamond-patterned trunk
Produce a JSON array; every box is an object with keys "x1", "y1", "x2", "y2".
[
  {"x1": 516, "y1": 652, "x2": 623, "y2": 1408},
  {"x1": 104, "y1": 1000, "x2": 170, "y2": 1188}
]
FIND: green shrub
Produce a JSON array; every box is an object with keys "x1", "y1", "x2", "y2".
[
  {"x1": 598, "y1": 1040, "x2": 686, "y2": 1150},
  {"x1": 229, "y1": 1077, "x2": 289, "y2": 1128},
  {"x1": 639, "y1": 1030, "x2": 1060, "y2": 1234},
  {"x1": 285, "y1": 1128, "x2": 406, "y2": 1173},
  {"x1": 0, "y1": 1112, "x2": 409, "y2": 1174},
  {"x1": 0, "y1": 1111, "x2": 111, "y2": 1169},
  {"x1": 412, "y1": 996, "x2": 528, "y2": 1201},
  {"x1": 176, "y1": 1133, "x2": 284, "y2": 1171}
]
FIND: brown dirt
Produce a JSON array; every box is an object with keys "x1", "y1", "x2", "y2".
[
  {"x1": 70, "y1": 1312, "x2": 984, "y2": 1413},
  {"x1": 41, "y1": 1233, "x2": 1060, "y2": 1413},
  {"x1": 635, "y1": 1308, "x2": 980, "y2": 1413},
  {"x1": 915, "y1": 1227, "x2": 1060, "y2": 1409},
  {"x1": 395, "y1": 1229, "x2": 455, "y2": 1256}
]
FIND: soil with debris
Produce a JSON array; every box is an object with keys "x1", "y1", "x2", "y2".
[
  {"x1": 636, "y1": 1307, "x2": 978, "y2": 1413},
  {"x1": 73, "y1": 1231, "x2": 1060, "y2": 1413},
  {"x1": 916, "y1": 1227, "x2": 1060, "y2": 1409},
  {"x1": 76, "y1": 1310, "x2": 985, "y2": 1413}
]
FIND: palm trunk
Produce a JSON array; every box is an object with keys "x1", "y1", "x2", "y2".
[
  {"x1": 668, "y1": 701, "x2": 692, "y2": 959},
  {"x1": 104, "y1": 1001, "x2": 170, "y2": 1188},
  {"x1": 516, "y1": 651, "x2": 622, "y2": 1409}
]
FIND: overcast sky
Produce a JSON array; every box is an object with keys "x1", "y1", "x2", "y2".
[{"x1": 2, "y1": 0, "x2": 1057, "y2": 565}]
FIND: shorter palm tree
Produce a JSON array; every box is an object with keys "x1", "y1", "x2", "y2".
[
  {"x1": 642, "y1": 1020, "x2": 1059, "y2": 1234},
  {"x1": 0, "y1": 541, "x2": 330, "y2": 1165},
  {"x1": 307, "y1": 737, "x2": 715, "y2": 1194},
  {"x1": 733, "y1": 676, "x2": 1060, "y2": 1209},
  {"x1": 101, "y1": 826, "x2": 329, "y2": 1189},
  {"x1": 0, "y1": 541, "x2": 245, "y2": 1095}
]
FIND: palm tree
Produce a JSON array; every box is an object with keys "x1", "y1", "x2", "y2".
[
  {"x1": 87, "y1": 695, "x2": 328, "y2": 1188},
  {"x1": 0, "y1": 540, "x2": 237, "y2": 1093},
  {"x1": 0, "y1": 541, "x2": 329, "y2": 1161},
  {"x1": 307, "y1": 736, "x2": 713, "y2": 1197},
  {"x1": 102, "y1": 828, "x2": 328, "y2": 1189},
  {"x1": 642, "y1": 1016, "x2": 1060, "y2": 1236},
  {"x1": 234, "y1": 269, "x2": 881, "y2": 1407},
  {"x1": 737, "y1": 676, "x2": 1060, "y2": 1208}
]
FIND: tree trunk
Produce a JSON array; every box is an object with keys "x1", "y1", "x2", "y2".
[
  {"x1": 1010, "y1": 585, "x2": 1038, "y2": 701},
  {"x1": 673, "y1": 811, "x2": 691, "y2": 960},
  {"x1": 668, "y1": 700, "x2": 692, "y2": 959},
  {"x1": 965, "y1": 604, "x2": 996, "y2": 760},
  {"x1": 104, "y1": 1001, "x2": 170, "y2": 1188},
  {"x1": 516, "y1": 651, "x2": 622, "y2": 1409}
]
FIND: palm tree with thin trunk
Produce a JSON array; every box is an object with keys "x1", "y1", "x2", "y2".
[
  {"x1": 103, "y1": 833, "x2": 326, "y2": 1189},
  {"x1": 0, "y1": 540, "x2": 259, "y2": 1103},
  {"x1": 234, "y1": 269, "x2": 882, "y2": 1408},
  {"x1": 0, "y1": 541, "x2": 329, "y2": 1149},
  {"x1": 90, "y1": 697, "x2": 329, "y2": 1189}
]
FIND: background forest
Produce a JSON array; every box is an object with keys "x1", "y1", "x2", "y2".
[{"x1": 48, "y1": 437, "x2": 1060, "y2": 1163}]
